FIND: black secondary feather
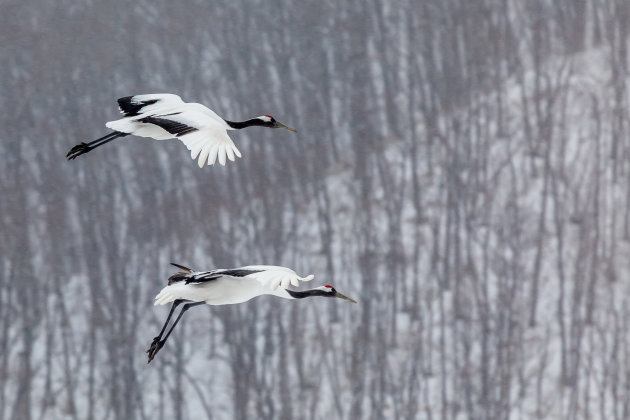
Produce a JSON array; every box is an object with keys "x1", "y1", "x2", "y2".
[
  {"x1": 167, "y1": 268, "x2": 265, "y2": 285},
  {"x1": 137, "y1": 116, "x2": 199, "y2": 137}
]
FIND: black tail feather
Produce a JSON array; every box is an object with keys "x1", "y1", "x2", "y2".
[
  {"x1": 66, "y1": 132, "x2": 128, "y2": 160},
  {"x1": 170, "y1": 263, "x2": 193, "y2": 273},
  {"x1": 168, "y1": 263, "x2": 195, "y2": 286},
  {"x1": 167, "y1": 273, "x2": 192, "y2": 285}
]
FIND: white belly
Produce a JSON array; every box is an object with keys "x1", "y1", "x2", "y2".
[
  {"x1": 201, "y1": 277, "x2": 268, "y2": 305},
  {"x1": 155, "y1": 277, "x2": 269, "y2": 306}
]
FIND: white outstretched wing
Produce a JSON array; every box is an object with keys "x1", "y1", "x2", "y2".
[
  {"x1": 240, "y1": 265, "x2": 315, "y2": 290},
  {"x1": 134, "y1": 104, "x2": 242, "y2": 167},
  {"x1": 178, "y1": 125, "x2": 242, "y2": 167}
]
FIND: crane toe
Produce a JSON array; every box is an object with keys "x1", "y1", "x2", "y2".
[
  {"x1": 66, "y1": 143, "x2": 92, "y2": 160},
  {"x1": 146, "y1": 337, "x2": 165, "y2": 363}
]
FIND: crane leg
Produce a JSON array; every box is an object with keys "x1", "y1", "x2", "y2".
[
  {"x1": 147, "y1": 301, "x2": 205, "y2": 363},
  {"x1": 151, "y1": 299, "x2": 186, "y2": 341},
  {"x1": 146, "y1": 299, "x2": 186, "y2": 361},
  {"x1": 66, "y1": 131, "x2": 129, "y2": 160}
]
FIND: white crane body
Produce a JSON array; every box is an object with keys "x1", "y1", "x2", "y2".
[
  {"x1": 153, "y1": 265, "x2": 314, "y2": 306},
  {"x1": 146, "y1": 263, "x2": 356, "y2": 363}
]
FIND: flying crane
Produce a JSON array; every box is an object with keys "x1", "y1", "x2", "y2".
[
  {"x1": 147, "y1": 263, "x2": 356, "y2": 363},
  {"x1": 66, "y1": 93, "x2": 296, "y2": 167}
]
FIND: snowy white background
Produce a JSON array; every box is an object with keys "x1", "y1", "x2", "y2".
[{"x1": 2, "y1": 0, "x2": 630, "y2": 419}]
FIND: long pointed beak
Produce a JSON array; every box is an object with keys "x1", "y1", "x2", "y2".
[
  {"x1": 276, "y1": 121, "x2": 297, "y2": 133},
  {"x1": 334, "y1": 291, "x2": 357, "y2": 304}
]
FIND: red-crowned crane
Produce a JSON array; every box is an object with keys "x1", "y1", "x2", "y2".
[
  {"x1": 67, "y1": 93, "x2": 296, "y2": 167},
  {"x1": 147, "y1": 263, "x2": 356, "y2": 363}
]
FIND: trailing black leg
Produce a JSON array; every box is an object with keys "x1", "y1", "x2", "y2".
[
  {"x1": 147, "y1": 299, "x2": 185, "y2": 346},
  {"x1": 147, "y1": 301, "x2": 205, "y2": 363},
  {"x1": 147, "y1": 299, "x2": 186, "y2": 362},
  {"x1": 66, "y1": 131, "x2": 129, "y2": 160}
]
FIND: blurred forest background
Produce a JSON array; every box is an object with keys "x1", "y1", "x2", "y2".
[{"x1": 2, "y1": 0, "x2": 630, "y2": 419}]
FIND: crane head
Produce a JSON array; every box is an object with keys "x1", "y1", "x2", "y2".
[
  {"x1": 319, "y1": 285, "x2": 357, "y2": 303},
  {"x1": 257, "y1": 115, "x2": 297, "y2": 132}
]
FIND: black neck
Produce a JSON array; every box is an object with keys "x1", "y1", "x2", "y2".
[
  {"x1": 225, "y1": 118, "x2": 267, "y2": 129},
  {"x1": 287, "y1": 289, "x2": 330, "y2": 299}
]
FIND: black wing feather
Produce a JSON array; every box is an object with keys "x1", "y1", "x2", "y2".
[
  {"x1": 184, "y1": 272, "x2": 223, "y2": 284},
  {"x1": 117, "y1": 96, "x2": 159, "y2": 117},
  {"x1": 138, "y1": 115, "x2": 199, "y2": 137},
  {"x1": 170, "y1": 262, "x2": 193, "y2": 272},
  {"x1": 167, "y1": 268, "x2": 265, "y2": 285},
  {"x1": 217, "y1": 269, "x2": 265, "y2": 278}
]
